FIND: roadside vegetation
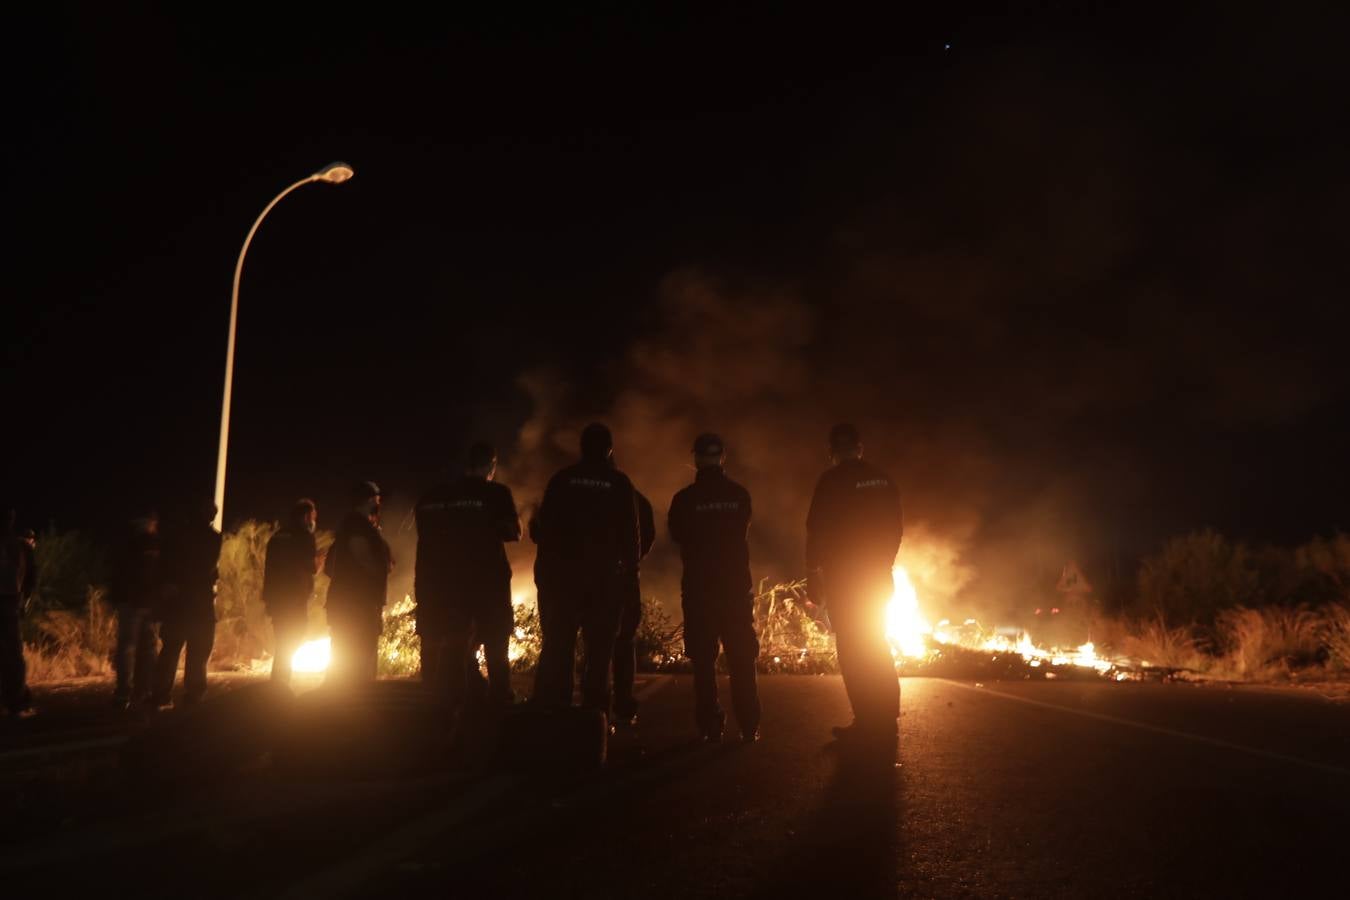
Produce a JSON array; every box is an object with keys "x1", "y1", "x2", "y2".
[{"x1": 18, "y1": 522, "x2": 1350, "y2": 685}]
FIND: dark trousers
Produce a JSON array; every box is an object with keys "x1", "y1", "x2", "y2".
[
  {"x1": 420, "y1": 589, "x2": 513, "y2": 716},
  {"x1": 114, "y1": 605, "x2": 158, "y2": 702},
  {"x1": 0, "y1": 595, "x2": 31, "y2": 713},
  {"x1": 826, "y1": 571, "x2": 900, "y2": 731},
  {"x1": 533, "y1": 574, "x2": 622, "y2": 713},
  {"x1": 270, "y1": 605, "x2": 307, "y2": 685},
  {"x1": 682, "y1": 588, "x2": 761, "y2": 733},
  {"x1": 612, "y1": 575, "x2": 642, "y2": 719},
  {"x1": 327, "y1": 603, "x2": 381, "y2": 685},
  {"x1": 152, "y1": 615, "x2": 215, "y2": 705}
]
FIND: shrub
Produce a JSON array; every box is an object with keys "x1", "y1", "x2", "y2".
[
  {"x1": 1323, "y1": 604, "x2": 1350, "y2": 672},
  {"x1": 22, "y1": 587, "x2": 118, "y2": 682},
  {"x1": 1136, "y1": 530, "x2": 1261, "y2": 627},
  {"x1": 1214, "y1": 606, "x2": 1324, "y2": 680}
]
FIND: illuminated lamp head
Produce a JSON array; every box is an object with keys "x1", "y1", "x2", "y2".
[{"x1": 580, "y1": 422, "x2": 614, "y2": 463}]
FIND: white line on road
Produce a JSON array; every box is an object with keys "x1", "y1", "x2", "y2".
[{"x1": 940, "y1": 679, "x2": 1350, "y2": 778}]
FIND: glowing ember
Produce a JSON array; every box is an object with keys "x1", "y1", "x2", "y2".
[
  {"x1": 885, "y1": 565, "x2": 933, "y2": 659},
  {"x1": 292, "y1": 637, "x2": 332, "y2": 673}
]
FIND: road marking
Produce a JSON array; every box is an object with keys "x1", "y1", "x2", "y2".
[{"x1": 939, "y1": 679, "x2": 1350, "y2": 778}]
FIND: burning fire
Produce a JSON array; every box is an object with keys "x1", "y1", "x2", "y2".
[
  {"x1": 292, "y1": 637, "x2": 332, "y2": 673},
  {"x1": 884, "y1": 564, "x2": 1123, "y2": 676}
]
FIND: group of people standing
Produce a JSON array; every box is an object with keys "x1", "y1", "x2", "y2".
[{"x1": 4, "y1": 422, "x2": 904, "y2": 755}]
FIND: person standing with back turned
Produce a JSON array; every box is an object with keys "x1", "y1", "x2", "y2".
[
  {"x1": 325, "y1": 482, "x2": 392, "y2": 684},
  {"x1": 806, "y1": 424, "x2": 903, "y2": 754},
  {"x1": 531, "y1": 423, "x2": 640, "y2": 717},
  {"x1": 669, "y1": 433, "x2": 760, "y2": 743}
]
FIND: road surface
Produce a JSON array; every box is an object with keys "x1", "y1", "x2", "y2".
[{"x1": 2, "y1": 674, "x2": 1348, "y2": 897}]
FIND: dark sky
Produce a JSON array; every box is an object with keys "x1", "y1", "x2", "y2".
[{"x1": 6, "y1": 5, "x2": 1349, "y2": 611}]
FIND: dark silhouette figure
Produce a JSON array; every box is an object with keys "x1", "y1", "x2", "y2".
[
  {"x1": 669, "y1": 433, "x2": 761, "y2": 743},
  {"x1": 531, "y1": 423, "x2": 640, "y2": 714},
  {"x1": 110, "y1": 511, "x2": 163, "y2": 708},
  {"x1": 806, "y1": 424, "x2": 903, "y2": 751},
  {"x1": 612, "y1": 486, "x2": 656, "y2": 727},
  {"x1": 414, "y1": 442, "x2": 522, "y2": 722},
  {"x1": 325, "y1": 482, "x2": 392, "y2": 684},
  {"x1": 151, "y1": 501, "x2": 221, "y2": 707},
  {"x1": 263, "y1": 499, "x2": 320, "y2": 685},
  {"x1": 1, "y1": 507, "x2": 37, "y2": 717}
]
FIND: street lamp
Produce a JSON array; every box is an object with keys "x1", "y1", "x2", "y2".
[{"x1": 213, "y1": 162, "x2": 355, "y2": 533}]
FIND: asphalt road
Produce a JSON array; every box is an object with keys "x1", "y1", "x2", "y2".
[{"x1": 3, "y1": 674, "x2": 1349, "y2": 898}]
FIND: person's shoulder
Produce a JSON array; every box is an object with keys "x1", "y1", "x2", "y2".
[
  {"x1": 726, "y1": 477, "x2": 752, "y2": 501},
  {"x1": 487, "y1": 480, "x2": 515, "y2": 500}
]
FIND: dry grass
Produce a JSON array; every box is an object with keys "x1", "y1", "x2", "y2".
[
  {"x1": 1213, "y1": 606, "x2": 1324, "y2": 680},
  {"x1": 754, "y1": 579, "x2": 837, "y2": 672},
  {"x1": 22, "y1": 587, "x2": 118, "y2": 682}
]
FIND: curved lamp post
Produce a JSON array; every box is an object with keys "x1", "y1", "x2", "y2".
[{"x1": 213, "y1": 162, "x2": 354, "y2": 532}]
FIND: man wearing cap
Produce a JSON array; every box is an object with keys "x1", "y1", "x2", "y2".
[
  {"x1": 806, "y1": 424, "x2": 903, "y2": 752},
  {"x1": 324, "y1": 481, "x2": 393, "y2": 684},
  {"x1": 611, "y1": 484, "x2": 656, "y2": 728},
  {"x1": 530, "y1": 423, "x2": 640, "y2": 715},
  {"x1": 668, "y1": 433, "x2": 761, "y2": 743},
  {"x1": 414, "y1": 442, "x2": 521, "y2": 724}
]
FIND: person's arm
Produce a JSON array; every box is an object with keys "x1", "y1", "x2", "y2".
[
  {"x1": 615, "y1": 478, "x2": 639, "y2": 572},
  {"x1": 20, "y1": 543, "x2": 37, "y2": 602},
  {"x1": 498, "y1": 487, "x2": 523, "y2": 543},
  {"x1": 742, "y1": 487, "x2": 753, "y2": 541},
  {"x1": 637, "y1": 492, "x2": 656, "y2": 560},
  {"x1": 348, "y1": 535, "x2": 384, "y2": 576},
  {"x1": 532, "y1": 474, "x2": 561, "y2": 546}
]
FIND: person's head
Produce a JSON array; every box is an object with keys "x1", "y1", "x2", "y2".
[
  {"x1": 829, "y1": 423, "x2": 863, "y2": 464},
  {"x1": 692, "y1": 433, "x2": 726, "y2": 470},
  {"x1": 291, "y1": 498, "x2": 318, "y2": 533},
  {"x1": 135, "y1": 510, "x2": 160, "y2": 535},
  {"x1": 580, "y1": 422, "x2": 614, "y2": 463},
  {"x1": 466, "y1": 441, "x2": 498, "y2": 480},
  {"x1": 352, "y1": 481, "x2": 382, "y2": 518},
  {"x1": 201, "y1": 500, "x2": 219, "y2": 527},
  {"x1": 21, "y1": 528, "x2": 36, "y2": 549}
]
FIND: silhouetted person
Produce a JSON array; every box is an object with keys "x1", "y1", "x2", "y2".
[
  {"x1": 612, "y1": 485, "x2": 655, "y2": 727},
  {"x1": 111, "y1": 511, "x2": 162, "y2": 709},
  {"x1": 151, "y1": 501, "x2": 221, "y2": 707},
  {"x1": 669, "y1": 434, "x2": 761, "y2": 742},
  {"x1": 1, "y1": 507, "x2": 37, "y2": 717},
  {"x1": 325, "y1": 482, "x2": 392, "y2": 684},
  {"x1": 531, "y1": 423, "x2": 640, "y2": 715},
  {"x1": 806, "y1": 424, "x2": 903, "y2": 751},
  {"x1": 415, "y1": 442, "x2": 521, "y2": 725},
  {"x1": 263, "y1": 499, "x2": 320, "y2": 685}
]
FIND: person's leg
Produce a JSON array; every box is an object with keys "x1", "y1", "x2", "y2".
[
  {"x1": 611, "y1": 575, "x2": 641, "y2": 721},
  {"x1": 271, "y1": 607, "x2": 304, "y2": 685},
  {"x1": 325, "y1": 605, "x2": 354, "y2": 686},
  {"x1": 113, "y1": 604, "x2": 141, "y2": 701},
  {"x1": 183, "y1": 615, "x2": 215, "y2": 703},
  {"x1": 532, "y1": 584, "x2": 580, "y2": 707},
  {"x1": 0, "y1": 595, "x2": 31, "y2": 713},
  {"x1": 720, "y1": 591, "x2": 762, "y2": 737},
  {"x1": 682, "y1": 597, "x2": 724, "y2": 737},
  {"x1": 579, "y1": 577, "x2": 622, "y2": 714},
  {"x1": 829, "y1": 587, "x2": 898, "y2": 736},
  {"x1": 478, "y1": 587, "x2": 515, "y2": 708},
  {"x1": 151, "y1": 618, "x2": 186, "y2": 705},
  {"x1": 132, "y1": 611, "x2": 159, "y2": 703},
  {"x1": 358, "y1": 606, "x2": 381, "y2": 681}
]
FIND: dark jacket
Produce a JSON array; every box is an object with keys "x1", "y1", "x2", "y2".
[
  {"x1": 326, "y1": 512, "x2": 392, "y2": 610},
  {"x1": 531, "y1": 458, "x2": 640, "y2": 585},
  {"x1": 805, "y1": 458, "x2": 903, "y2": 578},
  {"x1": 668, "y1": 467, "x2": 753, "y2": 599},
  {"x1": 110, "y1": 529, "x2": 161, "y2": 609},
  {"x1": 162, "y1": 522, "x2": 221, "y2": 622},
  {"x1": 414, "y1": 475, "x2": 521, "y2": 594},
  {"x1": 263, "y1": 526, "x2": 318, "y2": 614}
]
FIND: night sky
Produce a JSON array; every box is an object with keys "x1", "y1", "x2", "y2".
[{"x1": 6, "y1": 6, "x2": 1349, "y2": 612}]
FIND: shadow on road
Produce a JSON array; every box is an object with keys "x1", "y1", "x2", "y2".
[{"x1": 753, "y1": 742, "x2": 901, "y2": 900}]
